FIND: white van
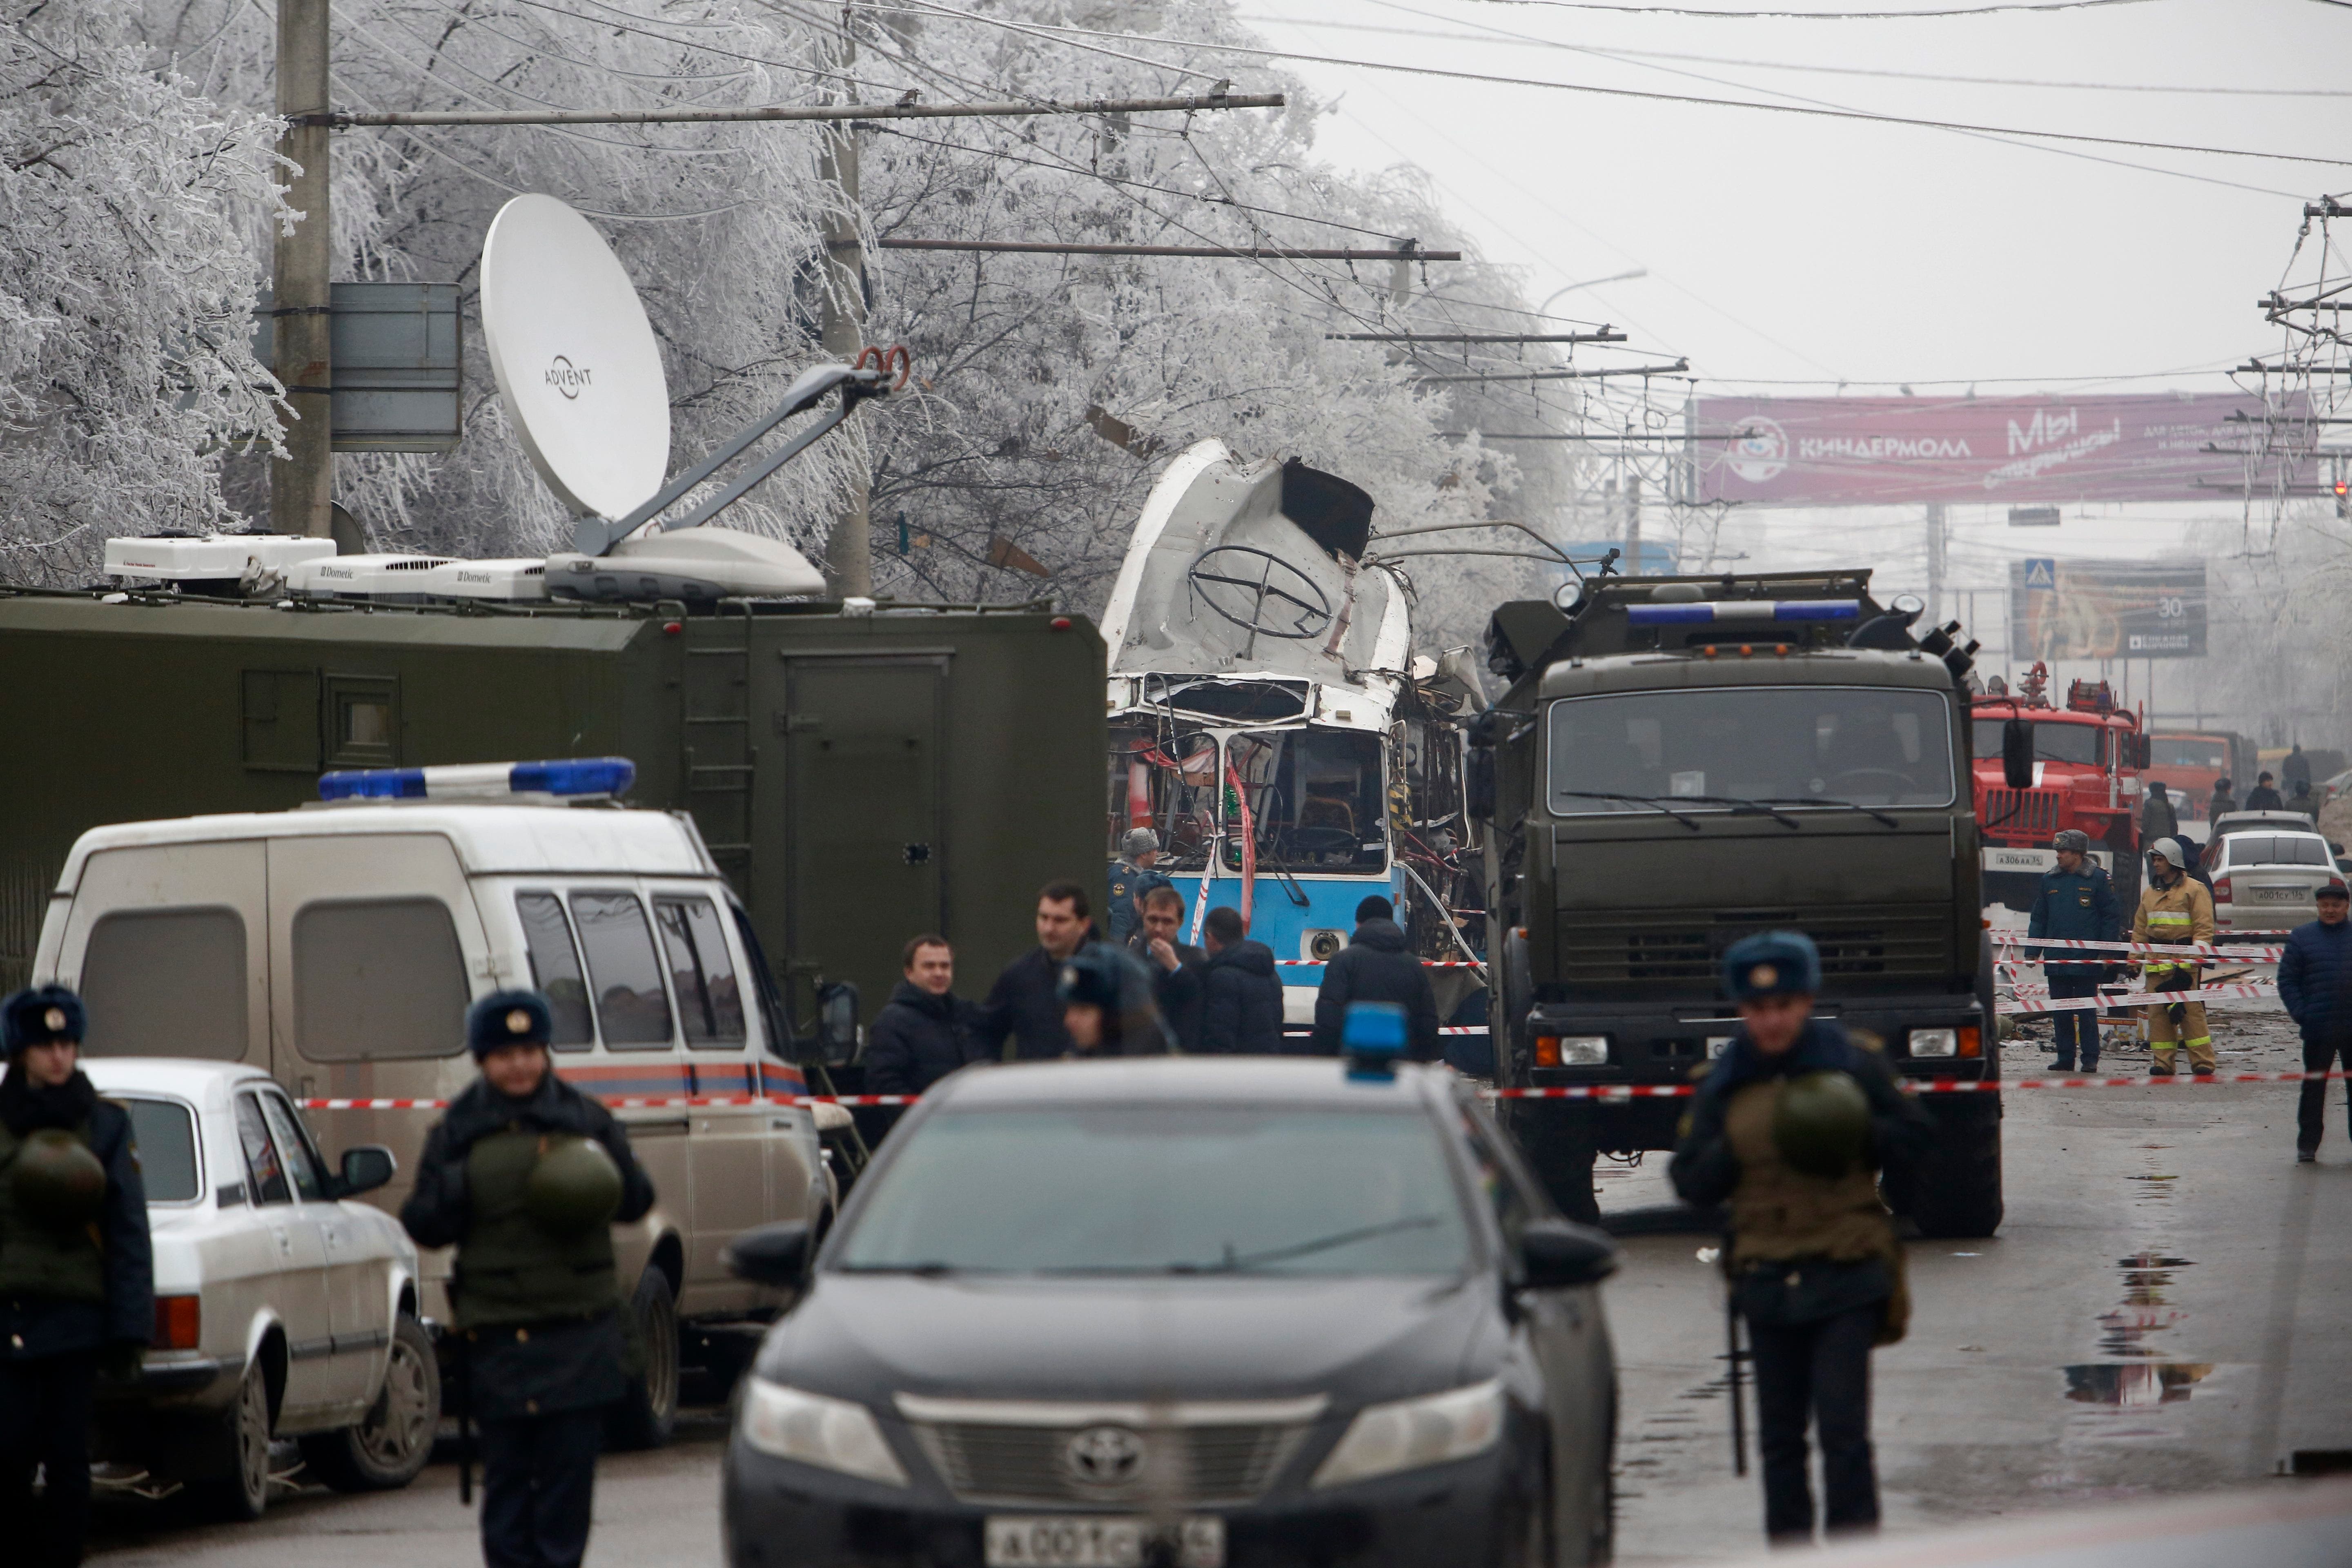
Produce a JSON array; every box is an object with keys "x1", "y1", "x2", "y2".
[{"x1": 33, "y1": 773, "x2": 835, "y2": 1445}]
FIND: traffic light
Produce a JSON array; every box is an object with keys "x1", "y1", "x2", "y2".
[{"x1": 2337, "y1": 475, "x2": 2350, "y2": 520}]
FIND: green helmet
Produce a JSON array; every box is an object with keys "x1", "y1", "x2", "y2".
[
  {"x1": 1771, "y1": 1071, "x2": 1871, "y2": 1180},
  {"x1": 12, "y1": 1128, "x2": 107, "y2": 1232},
  {"x1": 523, "y1": 1135, "x2": 623, "y2": 1240}
]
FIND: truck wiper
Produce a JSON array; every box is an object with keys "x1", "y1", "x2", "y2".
[
  {"x1": 1554, "y1": 791, "x2": 1702, "y2": 831},
  {"x1": 1672, "y1": 794, "x2": 1802, "y2": 829},
  {"x1": 1754, "y1": 795, "x2": 1902, "y2": 829}
]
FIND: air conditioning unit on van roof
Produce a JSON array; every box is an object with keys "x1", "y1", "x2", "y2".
[
  {"x1": 105, "y1": 532, "x2": 337, "y2": 585},
  {"x1": 286, "y1": 554, "x2": 550, "y2": 603}
]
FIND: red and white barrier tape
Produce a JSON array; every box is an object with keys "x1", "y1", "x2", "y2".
[
  {"x1": 1996, "y1": 935, "x2": 2289, "y2": 960},
  {"x1": 2000, "y1": 980, "x2": 2276, "y2": 1015},
  {"x1": 1275, "y1": 959, "x2": 1482, "y2": 968}
]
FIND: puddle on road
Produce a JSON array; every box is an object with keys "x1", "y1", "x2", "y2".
[
  {"x1": 2066, "y1": 1248, "x2": 2212, "y2": 1416},
  {"x1": 2063, "y1": 1362, "x2": 2216, "y2": 1408}
]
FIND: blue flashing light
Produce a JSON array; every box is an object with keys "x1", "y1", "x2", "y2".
[
  {"x1": 318, "y1": 757, "x2": 636, "y2": 803},
  {"x1": 1342, "y1": 1001, "x2": 1408, "y2": 1082},
  {"x1": 1626, "y1": 599, "x2": 1862, "y2": 627},
  {"x1": 318, "y1": 767, "x2": 427, "y2": 801}
]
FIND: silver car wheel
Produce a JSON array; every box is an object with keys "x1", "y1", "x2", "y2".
[{"x1": 355, "y1": 1326, "x2": 435, "y2": 1471}]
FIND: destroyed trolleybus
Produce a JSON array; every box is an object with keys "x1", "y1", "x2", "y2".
[{"x1": 1472, "y1": 571, "x2": 2003, "y2": 1238}]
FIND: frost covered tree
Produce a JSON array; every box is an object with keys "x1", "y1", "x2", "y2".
[{"x1": 0, "y1": 2, "x2": 286, "y2": 582}]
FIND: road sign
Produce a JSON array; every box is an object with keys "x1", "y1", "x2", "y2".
[
  {"x1": 2022, "y1": 558, "x2": 2056, "y2": 591},
  {"x1": 252, "y1": 283, "x2": 461, "y2": 453}
]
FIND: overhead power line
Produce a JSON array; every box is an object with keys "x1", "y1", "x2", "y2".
[
  {"x1": 316, "y1": 90, "x2": 1283, "y2": 128},
  {"x1": 880, "y1": 4, "x2": 2352, "y2": 170},
  {"x1": 1438, "y1": 0, "x2": 2155, "y2": 13},
  {"x1": 879, "y1": 238, "x2": 1463, "y2": 259},
  {"x1": 1418, "y1": 360, "x2": 1690, "y2": 382},
  {"x1": 1327, "y1": 330, "x2": 1626, "y2": 343}
]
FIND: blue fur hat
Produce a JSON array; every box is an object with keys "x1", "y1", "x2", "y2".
[
  {"x1": 468, "y1": 989, "x2": 554, "y2": 1057},
  {"x1": 2, "y1": 986, "x2": 87, "y2": 1056},
  {"x1": 1721, "y1": 931, "x2": 1821, "y2": 1002}
]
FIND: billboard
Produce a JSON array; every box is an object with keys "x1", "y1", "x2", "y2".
[
  {"x1": 2008, "y1": 558, "x2": 2206, "y2": 661},
  {"x1": 1690, "y1": 392, "x2": 2299, "y2": 507}
]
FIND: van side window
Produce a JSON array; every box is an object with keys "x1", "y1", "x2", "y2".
[
  {"x1": 235, "y1": 1093, "x2": 292, "y2": 1206},
  {"x1": 569, "y1": 892, "x2": 673, "y2": 1048},
  {"x1": 79, "y1": 908, "x2": 247, "y2": 1061},
  {"x1": 655, "y1": 896, "x2": 747, "y2": 1047},
  {"x1": 516, "y1": 893, "x2": 596, "y2": 1049},
  {"x1": 292, "y1": 899, "x2": 469, "y2": 1062}
]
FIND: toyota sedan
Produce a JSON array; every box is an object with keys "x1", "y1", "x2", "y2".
[{"x1": 720, "y1": 1056, "x2": 1619, "y2": 1568}]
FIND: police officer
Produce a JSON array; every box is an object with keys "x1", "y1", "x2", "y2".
[
  {"x1": 0, "y1": 986, "x2": 152, "y2": 1568},
  {"x1": 1106, "y1": 829, "x2": 1173, "y2": 946},
  {"x1": 1668, "y1": 934, "x2": 1930, "y2": 1548},
  {"x1": 1056, "y1": 944, "x2": 1177, "y2": 1056},
  {"x1": 401, "y1": 991, "x2": 655, "y2": 1568},
  {"x1": 2026, "y1": 829, "x2": 2120, "y2": 1072},
  {"x1": 2134, "y1": 838, "x2": 2216, "y2": 1078}
]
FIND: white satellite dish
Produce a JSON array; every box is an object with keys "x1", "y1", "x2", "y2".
[{"x1": 481, "y1": 195, "x2": 670, "y2": 521}]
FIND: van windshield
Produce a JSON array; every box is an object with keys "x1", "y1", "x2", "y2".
[{"x1": 1551, "y1": 686, "x2": 1956, "y2": 813}]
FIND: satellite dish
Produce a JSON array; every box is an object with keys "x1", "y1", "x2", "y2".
[{"x1": 481, "y1": 195, "x2": 670, "y2": 520}]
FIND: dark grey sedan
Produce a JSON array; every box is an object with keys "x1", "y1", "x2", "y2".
[{"x1": 720, "y1": 1056, "x2": 1619, "y2": 1568}]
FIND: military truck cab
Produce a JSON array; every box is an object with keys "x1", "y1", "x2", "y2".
[
  {"x1": 1475, "y1": 572, "x2": 2002, "y2": 1238},
  {"x1": 32, "y1": 764, "x2": 836, "y2": 1446}
]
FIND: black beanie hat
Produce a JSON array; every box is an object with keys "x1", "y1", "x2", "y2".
[
  {"x1": 2, "y1": 986, "x2": 87, "y2": 1056},
  {"x1": 468, "y1": 989, "x2": 554, "y2": 1058}
]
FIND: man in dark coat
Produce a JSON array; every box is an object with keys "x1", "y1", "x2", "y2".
[
  {"x1": 865, "y1": 935, "x2": 983, "y2": 1098},
  {"x1": 1197, "y1": 906, "x2": 1284, "y2": 1054},
  {"x1": 2139, "y1": 780, "x2": 2179, "y2": 848},
  {"x1": 976, "y1": 882, "x2": 1093, "y2": 1061},
  {"x1": 1130, "y1": 887, "x2": 1208, "y2": 1052},
  {"x1": 1106, "y1": 829, "x2": 1174, "y2": 947},
  {"x1": 2025, "y1": 829, "x2": 2119, "y2": 1071},
  {"x1": 0, "y1": 986, "x2": 151, "y2": 1568},
  {"x1": 2292, "y1": 780, "x2": 2322, "y2": 823},
  {"x1": 1669, "y1": 934, "x2": 1931, "y2": 1548},
  {"x1": 2281, "y1": 881, "x2": 2352, "y2": 1163},
  {"x1": 2284, "y1": 744, "x2": 2313, "y2": 794},
  {"x1": 401, "y1": 990, "x2": 655, "y2": 1568},
  {"x1": 2209, "y1": 777, "x2": 2236, "y2": 820},
  {"x1": 2246, "y1": 771, "x2": 2285, "y2": 812},
  {"x1": 1310, "y1": 897, "x2": 1439, "y2": 1060}
]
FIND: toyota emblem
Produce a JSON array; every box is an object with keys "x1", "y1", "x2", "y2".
[{"x1": 1061, "y1": 1425, "x2": 1146, "y2": 1487}]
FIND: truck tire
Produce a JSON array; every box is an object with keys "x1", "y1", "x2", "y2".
[
  {"x1": 301, "y1": 1314, "x2": 439, "y2": 1492},
  {"x1": 1900, "y1": 1094, "x2": 2003, "y2": 1239},
  {"x1": 605, "y1": 1264, "x2": 680, "y2": 1451},
  {"x1": 1504, "y1": 1101, "x2": 1600, "y2": 1226}
]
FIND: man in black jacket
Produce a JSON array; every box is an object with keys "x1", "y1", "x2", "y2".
[
  {"x1": 0, "y1": 986, "x2": 151, "y2": 1568},
  {"x1": 401, "y1": 991, "x2": 655, "y2": 1568},
  {"x1": 977, "y1": 882, "x2": 1093, "y2": 1060},
  {"x1": 1198, "y1": 906, "x2": 1284, "y2": 1054},
  {"x1": 1310, "y1": 897, "x2": 1440, "y2": 1060},
  {"x1": 2246, "y1": 771, "x2": 2285, "y2": 812},
  {"x1": 2282, "y1": 881, "x2": 2352, "y2": 1162},
  {"x1": 1130, "y1": 888, "x2": 1208, "y2": 1051},
  {"x1": 866, "y1": 935, "x2": 983, "y2": 1101}
]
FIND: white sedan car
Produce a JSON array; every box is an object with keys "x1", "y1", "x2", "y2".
[
  {"x1": 2208, "y1": 826, "x2": 2345, "y2": 932},
  {"x1": 84, "y1": 1059, "x2": 439, "y2": 1519}
]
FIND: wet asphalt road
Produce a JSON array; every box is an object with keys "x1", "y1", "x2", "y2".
[{"x1": 89, "y1": 1001, "x2": 2352, "y2": 1566}]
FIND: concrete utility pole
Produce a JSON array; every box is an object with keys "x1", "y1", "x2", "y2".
[
  {"x1": 1623, "y1": 472, "x2": 1643, "y2": 575},
  {"x1": 1925, "y1": 501, "x2": 1947, "y2": 624},
  {"x1": 819, "y1": 5, "x2": 871, "y2": 596},
  {"x1": 273, "y1": 0, "x2": 333, "y2": 538}
]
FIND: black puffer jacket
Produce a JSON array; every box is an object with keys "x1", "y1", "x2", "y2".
[
  {"x1": 1199, "y1": 940, "x2": 1284, "y2": 1055},
  {"x1": 1309, "y1": 918, "x2": 1440, "y2": 1060},
  {"x1": 865, "y1": 981, "x2": 984, "y2": 1095}
]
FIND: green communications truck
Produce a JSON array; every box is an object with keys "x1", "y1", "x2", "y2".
[
  {"x1": 0, "y1": 588, "x2": 1105, "y2": 1054},
  {"x1": 1471, "y1": 569, "x2": 2003, "y2": 1238}
]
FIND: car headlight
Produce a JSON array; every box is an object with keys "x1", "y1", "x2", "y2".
[
  {"x1": 1909, "y1": 1028, "x2": 1958, "y2": 1059},
  {"x1": 737, "y1": 1377, "x2": 908, "y2": 1487},
  {"x1": 1311, "y1": 1378, "x2": 1504, "y2": 1489}
]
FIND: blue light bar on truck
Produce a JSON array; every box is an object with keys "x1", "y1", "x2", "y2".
[
  {"x1": 1626, "y1": 599, "x2": 1860, "y2": 626},
  {"x1": 318, "y1": 757, "x2": 636, "y2": 802}
]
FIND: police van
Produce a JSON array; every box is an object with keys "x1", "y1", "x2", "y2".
[{"x1": 31, "y1": 758, "x2": 836, "y2": 1445}]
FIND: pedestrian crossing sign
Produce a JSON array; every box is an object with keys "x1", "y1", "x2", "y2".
[{"x1": 2022, "y1": 558, "x2": 2056, "y2": 591}]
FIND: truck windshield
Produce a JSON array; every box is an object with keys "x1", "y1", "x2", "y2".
[
  {"x1": 2150, "y1": 736, "x2": 2227, "y2": 770},
  {"x1": 1969, "y1": 718, "x2": 2103, "y2": 767},
  {"x1": 1550, "y1": 686, "x2": 1956, "y2": 813}
]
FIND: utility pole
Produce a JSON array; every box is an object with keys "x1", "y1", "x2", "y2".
[
  {"x1": 1924, "y1": 502, "x2": 1947, "y2": 624},
  {"x1": 1623, "y1": 472, "x2": 1643, "y2": 575},
  {"x1": 819, "y1": 4, "x2": 870, "y2": 595},
  {"x1": 272, "y1": 0, "x2": 333, "y2": 538}
]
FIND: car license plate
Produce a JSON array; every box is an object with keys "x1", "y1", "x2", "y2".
[
  {"x1": 984, "y1": 1515, "x2": 1225, "y2": 1568},
  {"x1": 2249, "y1": 887, "x2": 2307, "y2": 903}
]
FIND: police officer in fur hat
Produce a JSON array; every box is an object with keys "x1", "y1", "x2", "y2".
[
  {"x1": 1668, "y1": 935, "x2": 1930, "y2": 1548},
  {"x1": 401, "y1": 990, "x2": 654, "y2": 1568},
  {"x1": 0, "y1": 986, "x2": 152, "y2": 1568}
]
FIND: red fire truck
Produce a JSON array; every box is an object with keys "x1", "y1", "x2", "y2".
[{"x1": 1972, "y1": 663, "x2": 2152, "y2": 917}]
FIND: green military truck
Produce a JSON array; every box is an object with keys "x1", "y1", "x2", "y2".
[
  {"x1": 0, "y1": 588, "x2": 1104, "y2": 1033},
  {"x1": 1471, "y1": 569, "x2": 2002, "y2": 1238}
]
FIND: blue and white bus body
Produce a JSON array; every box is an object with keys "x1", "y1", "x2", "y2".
[{"x1": 1098, "y1": 440, "x2": 1423, "y2": 1032}]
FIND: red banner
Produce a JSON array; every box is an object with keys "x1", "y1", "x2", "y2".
[{"x1": 1690, "y1": 392, "x2": 2299, "y2": 507}]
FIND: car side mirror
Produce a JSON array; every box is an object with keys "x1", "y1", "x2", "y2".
[
  {"x1": 337, "y1": 1145, "x2": 396, "y2": 1198},
  {"x1": 2002, "y1": 717, "x2": 2034, "y2": 791},
  {"x1": 2134, "y1": 735, "x2": 2153, "y2": 770},
  {"x1": 725, "y1": 1221, "x2": 811, "y2": 1287},
  {"x1": 1519, "y1": 1218, "x2": 1619, "y2": 1289},
  {"x1": 817, "y1": 982, "x2": 860, "y2": 1067}
]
